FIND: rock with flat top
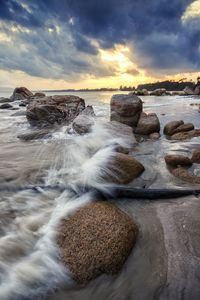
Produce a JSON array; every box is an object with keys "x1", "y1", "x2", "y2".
[
  {"x1": 11, "y1": 87, "x2": 33, "y2": 101},
  {"x1": 135, "y1": 113, "x2": 160, "y2": 135},
  {"x1": 165, "y1": 155, "x2": 192, "y2": 168}
]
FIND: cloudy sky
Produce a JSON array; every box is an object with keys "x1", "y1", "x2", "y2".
[{"x1": 0, "y1": 0, "x2": 200, "y2": 90}]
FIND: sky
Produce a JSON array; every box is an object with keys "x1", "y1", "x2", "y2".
[{"x1": 0, "y1": 0, "x2": 200, "y2": 90}]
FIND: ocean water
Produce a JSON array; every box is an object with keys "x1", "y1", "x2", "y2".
[{"x1": 1, "y1": 91, "x2": 200, "y2": 300}]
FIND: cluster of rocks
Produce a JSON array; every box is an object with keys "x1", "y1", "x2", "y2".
[
  {"x1": 165, "y1": 150, "x2": 200, "y2": 184},
  {"x1": 110, "y1": 94, "x2": 160, "y2": 139},
  {"x1": 164, "y1": 120, "x2": 200, "y2": 140}
]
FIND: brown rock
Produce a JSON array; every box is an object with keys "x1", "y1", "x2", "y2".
[
  {"x1": 57, "y1": 201, "x2": 138, "y2": 284},
  {"x1": 165, "y1": 155, "x2": 192, "y2": 168},
  {"x1": 110, "y1": 94, "x2": 143, "y2": 127},
  {"x1": 164, "y1": 120, "x2": 184, "y2": 136},
  {"x1": 102, "y1": 153, "x2": 145, "y2": 184},
  {"x1": 34, "y1": 92, "x2": 46, "y2": 98},
  {"x1": 150, "y1": 88, "x2": 166, "y2": 96},
  {"x1": 11, "y1": 87, "x2": 33, "y2": 101},
  {"x1": 72, "y1": 115, "x2": 94, "y2": 134},
  {"x1": 191, "y1": 150, "x2": 200, "y2": 163},
  {"x1": 26, "y1": 95, "x2": 85, "y2": 127},
  {"x1": 149, "y1": 132, "x2": 160, "y2": 140},
  {"x1": 171, "y1": 167, "x2": 200, "y2": 184},
  {"x1": 170, "y1": 129, "x2": 200, "y2": 140},
  {"x1": 135, "y1": 113, "x2": 160, "y2": 135},
  {"x1": 172, "y1": 123, "x2": 194, "y2": 134}
]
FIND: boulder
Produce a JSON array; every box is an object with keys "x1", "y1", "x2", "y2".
[
  {"x1": 104, "y1": 121, "x2": 137, "y2": 148},
  {"x1": 101, "y1": 153, "x2": 145, "y2": 184},
  {"x1": 33, "y1": 92, "x2": 46, "y2": 98},
  {"x1": 17, "y1": 129, "x2": 52, "y2": 141},
  {"x1": 191, "y1": 150, "x2": 200, "y2": 163},
  {"x1": 150, "y1": 88, "x2": 166, "y2": 96},
  {"x1": 170, "y1": 129, "x2": 200, "y2": 140},
  {"x1": 110, "y1": 94, "x2": 143, "y2": 127},
  {"x1": 135, "y1": 113, "x2": 160, "y2": 135},
  {"x1": 135, "y1": 89, "x2": 149, "y2": 96},
  {"x1": 72, "y1": 115, "x2": 94, "y2": 134},
  {"x1": 171, "y1": 91, "x2": 186, "y2": 96},
  {"x1": 57, "y1": 201, "x2": 138, "y2": 284},
  {"x1": 81, "y1": 105, "x2": 95, "y2": 116},
  {"x1": 0, "y1": 103, "x2": 13, "y2": 109},
  {"x1": 11, "y1": 87, "x2": 33, "y2": 101},
  {"x1": 171, "y1": 167, "x2": 200, "y2": 184},
  {"x1": 164, "y1": 120, "x2": 184, "y2": 136},
  {"x1": 26, "y1": 95, "x2": 85, "y2": 127},
  {"x1": 172, "y1": 123, "x2": 194, "y2": 134},
  {"x1": 165, "y1": 155, "x2": 192, "y2": 168},
  {"x1": 183, "y1": 86, "x2": 194, "y2": 95},
  {"x1": 194, "y1": 85, "x2": 200, "y2": 95}
]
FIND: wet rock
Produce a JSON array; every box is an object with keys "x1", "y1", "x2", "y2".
[
  {"x1": 135, "y1": 113, "x2": 160, "y2": 135},
  {"x1": 171, "y1": 167, "x2": 200, "y2": 184},
  {"x1": 0, "y1": 103, "x2": 13, "y2": 109},
  {"x1": 19, "y1": 101, "x2": 28, "y2": 107},
  {"x1": 11, "y1": 87, "x2": 33, "y2": 101},
  {"x1": 81, "y1": 105, "x2": 95, "y2": 116},
  {"x1": 183, "y1": 86, "x2": 194, "y2": 95},
  {"x1": 17, "y1": 129, "x2": 52, "y2": 141},
  {"x1": 172, "y1": 123, "x2": 194, "y2": 134},
  {"x1": 105, "y1": 121, "x2": 137, "y2": 148},
  {"x1": 110, "y1": 94, "x2": 143, "y2": 127},
  {"x1": 150, "y1": 88, "x2": 166, "y2": 96},
  {"x1": 165, "y1": 155, "x2": 192, "y2": 168},
  {"x1": 57, "y1": 201, "x2": 138, "y2": 284},
  {"x1": 194, "y1": 85, "x2": 200, "y2": 95},
  {"x1": 102, "y1": 153, "x2": 145, "y2": 184},
  {"x1": 26, "y1": 95, "x2": 85, "y2": 127},
  {"x1": 163, "y1": 120, "x2": 184, "y2": 136},
  {"x1": 135, "y1": 89, "x2": 149, "y2": 96},
  {"x1": 33, "y1": 92, "x2": 46, "y2": 98},
  {"x1": 0, "y1": 97, "x2": 12, "y2": 103},
  {"x1": 72, "y1": 115, "x2": 94, "y2": 134},
  {"x1": 170, "y1": 129, "x2": 200, "y2": 140},
  {"x1": 191, "y1": 150, "x2": 200, "y2": 163},
  {"x1": 149, "y1": 132, "x2": 160, "y2": 140}
]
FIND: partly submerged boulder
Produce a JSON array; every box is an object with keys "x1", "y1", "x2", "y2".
[
  {"x1": 183, "y1": 86, "x2": 194, "y2": 95},
  {"x1": 57, "y1": 201, "x2": 138, "y2": 284},
  {"x1": 110, "y1": 94, "x2": 143, "y2": 128},
  {"x1": 150, "y1": 88, "x2": 166, "y2": 96},
  {"x1": 26, "y1": 95, "x2": 85, "y2": 127},
  {"x1": 170, "y1": 129, "x2": 200, "y2": 140},
  {"x1": 164, "y1": 120, "x2": 184, "y2": 136},
  {"x1": 0, "y1": 103, "x2": 13, "y2": 109},
  {"x1": 191, "y1": 150, "x2": 200, "y2": 163},
  {"x1": 72, "y1": 114, "x2": 94, "y2": 134},
  {"x1": 149, "y1": 132, "x2": 160, "y2": 140},
  {"x1": 171, "y1": 167, "x2": 200, "y2": 184},
  {"x1": 135, "y1": 113, "x2": 160, "y2": 135},
  {"x1": 33, "y1": 92, "x2": 46, "y2": 98},
  {"x1": 11, "y1": 87, "x2": 33, "y2": 101},
  {"x1": 102, "y1": 153, "x2": 145, "y2": 184},
  {"x1": 0, "y1": 97, "x2": 12, "y2": 104},
  {"x1": 165, "y1": 155, "x2": 192, "y2": 168}
]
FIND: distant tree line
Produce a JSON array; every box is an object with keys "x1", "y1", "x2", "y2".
[
  {"x1": 136, "y1": 79, "x2": 196, "y2": 91},
  {"x1": 119, "y1": 85, "x2": 135, "y2": 91}
]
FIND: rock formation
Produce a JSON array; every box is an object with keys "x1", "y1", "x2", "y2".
[{"x1": 135, "y1": 113, "x2": 160, "y2": 135}]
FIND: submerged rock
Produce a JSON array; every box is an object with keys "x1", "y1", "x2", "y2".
[
  {"x1": 0, "y1": 97, "x2": 12, "y2": 104},
  {"x1": 191, "y1": 150, "x2": 200, "y2": 163},
  {"x1": 17, "y1": 129, "x2": 52, "y2": 141},
  {"x1": 26, "y1": 95, "x2": 85, "y2": 127},
  {"x1": 11, "y1": 87, "x2": 33, "y2": 101},
  {"x1": 135, "y1": 113, "x2": 160, "y2": 135},
  {"x1": 164, "y1": 120, "x2": 184, "y2": 136},
  {"x1": 72, "y1": 115, "x2": 94, "y2": 134},
  {"x1": 102, "y1": 153, "x2": 145, "y2": 184},
  {"x1": 171, "y1": 129, "x2": 200, "y2": 140},
  {"x1": 110, "y1": 94, "x2": 143, "y2": 128},
  {"x1": 165, "y1": 155, "x2": 192, "y2": 168},
  {"x1": 57, "y1": 201, "x2": 138, "y2": 284},
  {"x1": 172, "y1": 167, "x2": 200, "y2": 184},
  {"x1": 149, "y1": 132, "x2": 160, "y2": 140},
  {"x1": 0, "y1": 103, "x2": 13, "y2": 109}
]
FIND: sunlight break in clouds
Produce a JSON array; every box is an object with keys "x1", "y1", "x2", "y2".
[{"x1": 182, "y1": 0, "x2": 200, "y2": 22}]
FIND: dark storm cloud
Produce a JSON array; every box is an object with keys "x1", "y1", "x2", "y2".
[{"x1": 0, "y1": 0, "x2": 199, "y2": 79}]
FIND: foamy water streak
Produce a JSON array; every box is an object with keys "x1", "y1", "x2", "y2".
[{"x1": 0, "y1": 120, "x2": 133, "y2": 299}]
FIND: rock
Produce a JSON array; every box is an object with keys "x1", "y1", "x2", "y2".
[
  {"x1": 102, "y1": 153, "x2": 145, "y2": 184},
  {"x1": 81, "y1": 105, "x2": 95, "y2": 116},
  {"x1": 19, "y1": 101, "x2": 28, "y2": 107},
  {"x1": 183, "y1": 86, "x2": 194, "y2": 95},
  {"x1": 135, "y1": 89, "x2": 149, "y2": 96},
  {"x1": 194, "y1": 85, "x2": 200, "y2": 95},
  {"x1": 17, "y1": 129, "x2": 52, "y2": 141},
  {"x1": 165, "y1": 155, "x2": 192, "y2": 168},
  {"x1": 191, "y1": 150, "x2": 200, "y2": 163},
  {"x1": 171, "y1": 91, "x2": 186, "y2": 96},
  {"x1": 150, "y1": 88, "x2": 166, "y2": 96},
  {"x1": 72, "y1": 115, "x2": 94, "y2": 134},
  {"x1": 34, "y1": 92, "x2": 46, "y2": 98},
  {"x1": 172, "y1": 123, "x2": 194, "y2": 134},
  {"x1": 0, "y1": 103, "x2": 13, "y2": 109},
  {"x1": 163, "y1": 120, "x2": 184, "y2": 136},
  {"x1": 149, "y1": 132, "x2": 160, "y2": 140},
  {"x1": 170, "y1": 129, "x2": 200, "y2": 140},
  {"x1": 110, "y1": 94, "x2": 143, "y2": 127},
  {"x1": 135, "y1": 113, "x2": 160, "y2": 135},
  {"x1": 0, "y1": 97, "x2": 12, "y2": 103},
  {"x1": 11, "y1": 87, "x2": 33, "y2": 101},
  {"x1": 26, "y1": 95, "x2": 85, "y2": 127},
  {"x1": 57, "y1": 201, "x2": 138, "y2": 284},
  {"x1": 171, "y1": 167, "x2": 200, "y2": 184},
  {"x1": 104, "y1": 121, "x2": 137, "y2": 148}
]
